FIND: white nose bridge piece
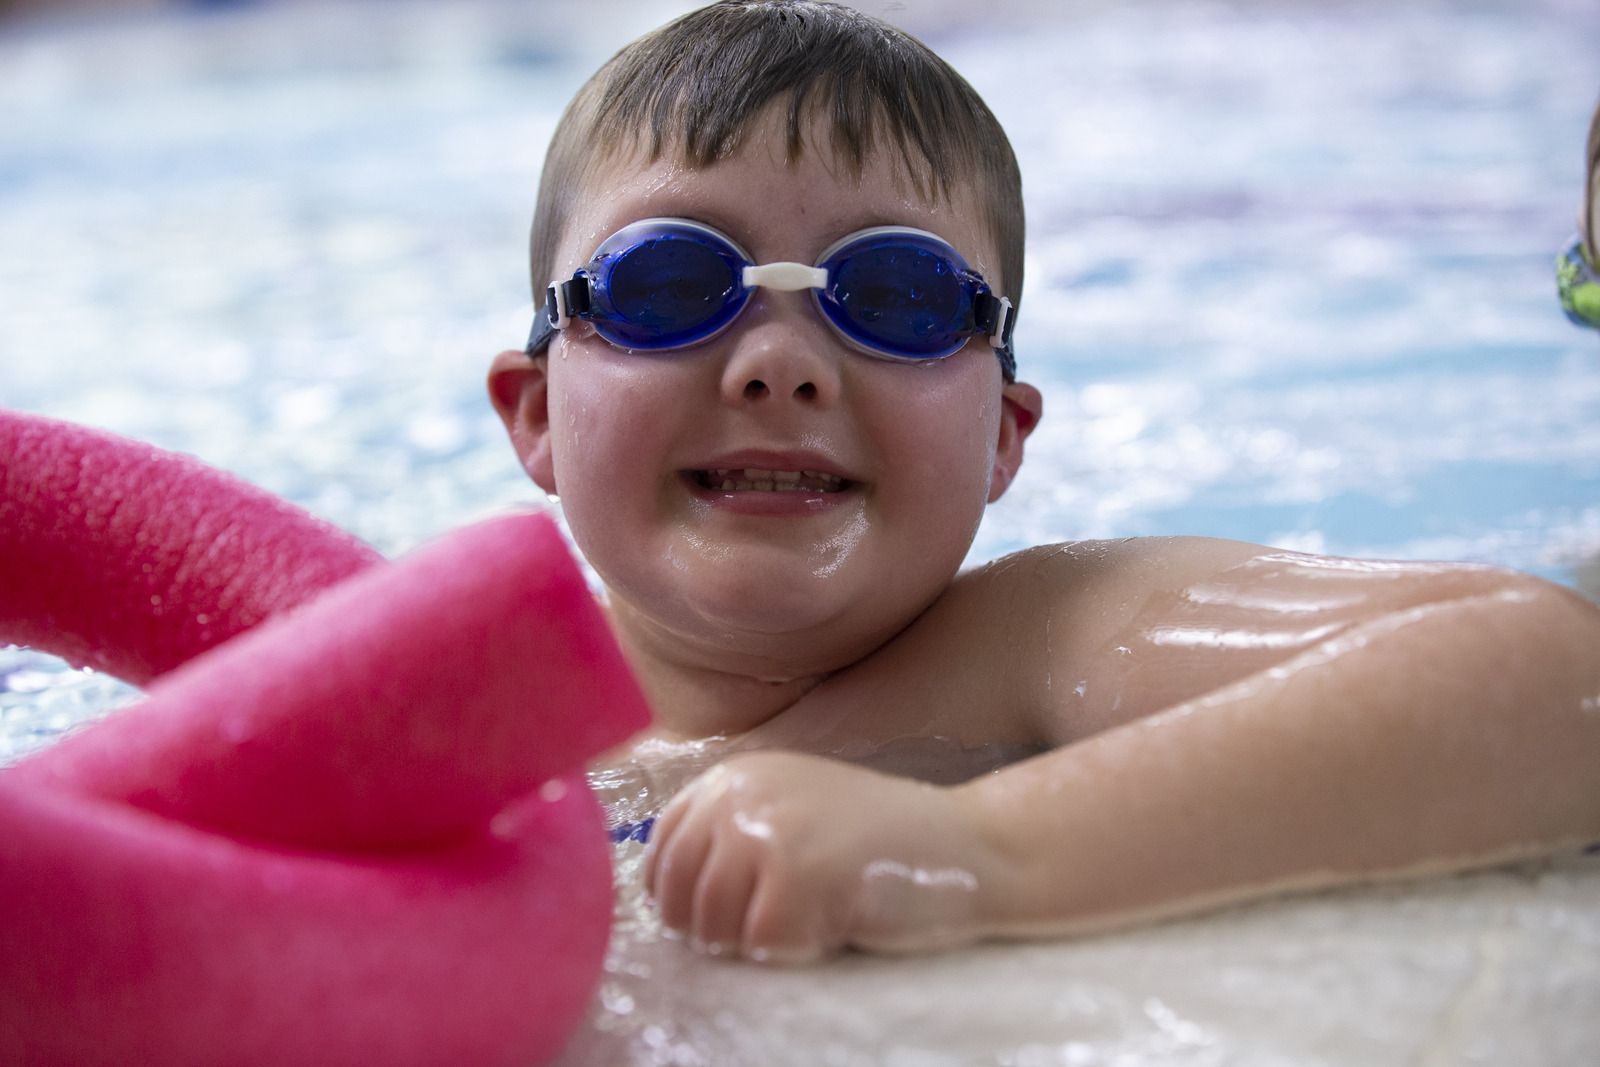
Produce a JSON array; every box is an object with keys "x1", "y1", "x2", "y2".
[
  {"x1": 742, "y1": 262, "x2": 829, "y2": 292},
  {"x1": 730, "y1": 262, "x2": 838, "y2": 392}
]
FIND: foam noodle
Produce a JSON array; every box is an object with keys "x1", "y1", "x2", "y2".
[
  {"x1": 0, "y1": 411, "x2": 652, "y2": 1065},
  {"x1": 0, "y1": 409, "x2": 381, "y2": 685},
  {"x1": 0, "y1": 772, "x2": 613, "y2": 1067},
  {"x1": 9, "y1": 509, "x2": 647, "y2": 849}
]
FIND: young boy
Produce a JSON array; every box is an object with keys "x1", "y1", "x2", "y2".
[{"x1": 488, "y1": 0, "x2": 1600, "y2": 964}]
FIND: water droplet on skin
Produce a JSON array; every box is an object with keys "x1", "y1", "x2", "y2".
[{"x1": 732, "y1": 809, "x2": 774, "y2": 840}]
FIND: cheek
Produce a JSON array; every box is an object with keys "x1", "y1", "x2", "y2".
[
  {"x1": 546, "y1": 356, "x2": 670, "y2": 507},
  {"x1": 865, "y1": 367, "x2": 1002, "y2": 579},
  {"x1": 893, "y1": 375, "x2": 1002, "y2": 503}
]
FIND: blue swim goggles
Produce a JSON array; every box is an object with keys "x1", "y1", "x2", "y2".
[
  {"x1": 524, "y1": 217, "x2": 1017, "y2": 379},
  {"x1": 1557, "y1": 233, "x2": 1600, "y2": 330}
]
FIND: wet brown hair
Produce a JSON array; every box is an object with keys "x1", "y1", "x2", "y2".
[{"x1": 527, "y1": 0, "x2": 1024, "y2": 341}]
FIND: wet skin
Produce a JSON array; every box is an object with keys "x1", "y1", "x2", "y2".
[{"x1": 491, "y1": 114, "x2": 1600, "y2": 963}]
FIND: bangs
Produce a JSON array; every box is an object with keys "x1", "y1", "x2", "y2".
[{"x1": 585, "y1": 3, "x2": 995, "y2": 207}]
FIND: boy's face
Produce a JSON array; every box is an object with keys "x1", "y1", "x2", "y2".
[{"x1": 491, "y1": 114, "x2": 1040, "y2": 673}]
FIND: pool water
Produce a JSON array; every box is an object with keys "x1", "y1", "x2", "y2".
[
  {"x1": 2, "y1": 1, "x2": 1599, "y2": 1064},
  {"x1": 3, "y1": 0, "x2": 1597, "y2": 584}
]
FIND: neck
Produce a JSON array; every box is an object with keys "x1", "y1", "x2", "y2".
[{"x1": 601, "y1": 597, "x2": 862, "y2": 742}]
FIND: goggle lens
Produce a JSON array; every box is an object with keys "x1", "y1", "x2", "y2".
[
  {"x1": 592, "y1": 229, "x2": 748, "y2": 349},
  {"x1": 824, "y1": 237, "x2": 974, "y2": 358}
]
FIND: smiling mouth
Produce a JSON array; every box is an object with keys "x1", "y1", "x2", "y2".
[{"x1": 688, "y1": 468, "x2": 853, "y2": 493}]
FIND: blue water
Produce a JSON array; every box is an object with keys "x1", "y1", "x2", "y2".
[
  {"x1": 0, "y1": 0, "x2": 1597, "y2": 578},
  {"x1": 3, "y1": 0, "x2": 1597, "y2": 592}
]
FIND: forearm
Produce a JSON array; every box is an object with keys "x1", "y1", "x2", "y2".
[{"x1": 959, "y1": 579, "x2": 1600, "y2": 939}]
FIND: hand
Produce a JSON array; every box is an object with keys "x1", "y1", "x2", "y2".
[{"x1": 643, "y1": 751, "x2": 1002, "y2": 963}]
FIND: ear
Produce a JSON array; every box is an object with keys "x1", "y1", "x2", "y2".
[
  {"x1": 987, "y1": 380, "x2": 1042, "y2": 503},
  {"x1": 487, "y1": 349, "x2": 558, "y2": 494}
]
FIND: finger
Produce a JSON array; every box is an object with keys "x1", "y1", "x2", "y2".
[
  {"x1": 649, "y1": 802, "x2": 716, "y2": 935},
  {"x1": 691, "y1": 834, "x2": 759, "y2": 955},
  {"x1": 643, "y1": 777, "x2": 700, "y2": 895},
  {"x1": 641, "y1": 799, "x2": 683, "y2": 893},
  {"x1": 741, "y1": 870, "x2": 827, "y2": 966},
  {"x1": 642, "y1": 766, "x2": 723, "y2": 892}
]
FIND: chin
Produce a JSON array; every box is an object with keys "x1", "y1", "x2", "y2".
[{"x1": 682, "y1": 578, "x2": 853, "y2": 640}]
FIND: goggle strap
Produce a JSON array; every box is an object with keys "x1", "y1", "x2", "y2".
[
  {"x1": 525, "y1": 275, "x2": 594, "y2": 355},
  {"x1": 524, "y1": 314, "x2": 554, "y2": 355},
  {"x1": 974, "y1": 293, "x2": 1018, "y2": 377},
  {"x1": 550, "y1": 276, "x2": 592, "y2": 327}
]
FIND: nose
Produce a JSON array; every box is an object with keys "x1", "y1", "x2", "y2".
[{"x1": 717, "y1": 294, "x2": 843, "y2": 408}]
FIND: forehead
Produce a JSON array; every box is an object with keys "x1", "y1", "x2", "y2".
[{"x1": 560, "y1": 115, "x2": 996, "y2": 276}]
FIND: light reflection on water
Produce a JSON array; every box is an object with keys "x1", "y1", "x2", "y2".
[
  {"x1": 3, "y1": 1, "x2": 1600, "y2": 1063},
  {"x1": 3, "y1": 0, "x2": 1597, "y2": 587}
]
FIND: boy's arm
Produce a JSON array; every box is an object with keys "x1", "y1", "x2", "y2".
[
  {"x1": 963, "y1": 561, "x2": 1600, "y2": 940},
  {"x1": 645, "y1": 544, "x2": 1600, "y2": 961}
]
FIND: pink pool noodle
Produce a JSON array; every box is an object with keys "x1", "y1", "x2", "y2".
[
  {"x1": 1, "y1": 770, "x2": 611, "y2": 1066},
  {"x1": 0, "y1": 409, "x2": 381, "y2": 685},
  {"x1": 0, "y1": 410, "x2": 652, "y2": 1065}
]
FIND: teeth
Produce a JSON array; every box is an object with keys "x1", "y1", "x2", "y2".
[{"x1": 701, "y1": 467, "x2": 846, "y2": 492}]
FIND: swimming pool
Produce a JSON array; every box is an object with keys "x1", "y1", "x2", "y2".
[{"x1": 3, "y1": 0, "x2": 1598, "y2": 1063}]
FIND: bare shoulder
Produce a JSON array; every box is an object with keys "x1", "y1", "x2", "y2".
[
  {"x1": 944, "y1": 536, "x2": 1558, "y2": 744},
  {"x1": 787, "y1": 536, "x2": 1580, "y2": 760},
  {"x1": 959, "y1": 534, "x2": 1541, "y2": 602}
]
